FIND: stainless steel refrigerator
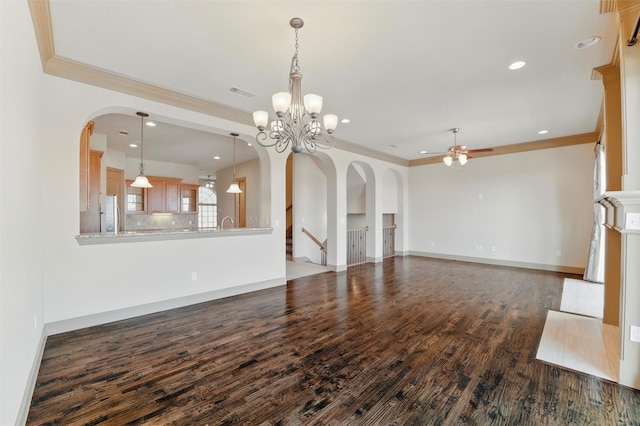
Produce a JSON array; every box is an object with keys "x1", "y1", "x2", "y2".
[{"x1": 105, "y1": 194, "x2": 118, "y2": 233}]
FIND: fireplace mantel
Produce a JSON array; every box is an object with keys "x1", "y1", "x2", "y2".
[{"x1": 596, "y1": 191, "x2": 640, "y2": 235}]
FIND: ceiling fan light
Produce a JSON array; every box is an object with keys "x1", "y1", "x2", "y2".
[
  {"x1": 443, "y1": 156, "x2": 453, "y2": 167},
  {"x1": 458, "y1": 154, "x2": 468, "y2": 165}
]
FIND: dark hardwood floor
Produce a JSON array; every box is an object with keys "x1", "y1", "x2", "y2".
[{"x1": 28, "y1": 257, "x2": 640, "y2": 425}]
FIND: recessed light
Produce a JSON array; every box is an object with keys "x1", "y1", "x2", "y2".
[
  {"x1": 420, "y1": 150, "x2": 428, "y2": 154},
  {"x1": 341, "y1": 118, "x2": 351, "y2": 124},
  {"x1": 247, "y1": 142, "x2": 252, "y2": 147},
  {"x1": 129, "y1": 143, "x2": 138, "y2": 148},
  {"x1": 145, "y1": 121, "x2": 156, "y2": 127},
  {"x1": 538, "y1": 130, "x2": 549, "y2": 135},
  {"x1": 213, "y1": 156, "x2": 220, "y2": 160},
  {"x1": 575, "y1": 36, "x2": 601, "y2": 49},
  {"x1": 509, "y1": 61, "x2": 526, "y2": 70}
]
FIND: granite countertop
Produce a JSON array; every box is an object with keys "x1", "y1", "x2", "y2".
[{"x1": 76, "y1": 227, "x2": 273, "y2": 245}]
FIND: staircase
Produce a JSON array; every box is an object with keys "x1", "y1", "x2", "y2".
[{"x1": 286, "y1": 226, "x2": 293, "y2": 261}]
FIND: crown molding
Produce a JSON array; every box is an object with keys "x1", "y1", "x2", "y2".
[
  {"x1": 26, "y1": 0, "x2": 606, "y2": 169},
  {"x1": 27, "y1": 0, "x2": 55, "y2": 69},
  {"x1": 408, "y1": 132, "x2": 600, "y2": 167}
]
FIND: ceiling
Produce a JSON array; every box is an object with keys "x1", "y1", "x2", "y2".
[{"x1": 47, "y1": 0, "x2": 617, "y2": 173}]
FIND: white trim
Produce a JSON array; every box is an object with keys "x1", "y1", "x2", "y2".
[
  {"x1": 46, "y1": 278, "x2": 284, "y2": 335},
  {"x1": 408, "y1": 251, "x2": 584, "y2": 275},
  {"x1": 327, "y1": 263, "x2": 347, "y2": 272},
  {"x1": 16, "y1": 328, "x2": 47, "y2": 426}
]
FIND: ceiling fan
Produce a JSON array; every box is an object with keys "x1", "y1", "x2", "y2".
[{"x1": 440, "y1": 128, "x2": 493, "y2": 166}]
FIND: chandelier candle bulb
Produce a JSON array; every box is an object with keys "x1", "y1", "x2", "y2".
[
  {"x1": 253, "y1": 111, "x2": 269, "y2": 130},
  {"x1": 303, "y1": 94, "x2": 323, "y2": 116},
  {"x1": 324, "y1": 114, "x2": 338, "y2": 133},
  {"x1": 272, "y1": 92, "x2": 291, "y2": 115}
]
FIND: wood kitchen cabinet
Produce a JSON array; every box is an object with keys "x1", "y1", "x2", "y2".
[
  {"x1": 147, "y1": 177, "x2": 182, "y2": 213},
  {"x1": 180, "y1": 184, "x2": 199, "y2": 213},
  {"x1": 79, "y1": 121, "x2": 94, "y2": 212},
  {"x1": 125, "y1": 180, "x2": 146, "y2": 213}
]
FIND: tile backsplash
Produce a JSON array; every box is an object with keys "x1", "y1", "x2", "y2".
[{"x1": 125, "y1": 213, "x2": 198, "y2": 231}]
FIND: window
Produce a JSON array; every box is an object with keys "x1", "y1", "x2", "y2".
[{"x1": 198, "y1": 186, "x2": 217, "y2": 228}]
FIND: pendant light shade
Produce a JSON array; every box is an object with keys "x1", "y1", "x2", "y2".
[
  {"x1": 131, "y1": 175, "x2": 152, "y2": 188},
  {"x1": 130, "y1": 112, "x2": 153, "y2": 188},
  {"x1": 226, "y1": 132, "x2": 243, "y2": 194},
  {"x1": 226, "y1": 182, "x2": 242, "y2": 194}
]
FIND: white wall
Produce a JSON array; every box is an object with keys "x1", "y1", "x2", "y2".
[
  {"x1": 347, "y1": 164, "x2": 366, "y2": 214},
  {"x1": 1, "y1": 2, "x2": 46, "y2": 424},
  {"x1": 217, "y1": 157, "x2": 262, "y2": 228},
  {"x1": 408, "y1": 144, "x2": 594, "y2": 270},
  {"x1": 293, "y1": 154, "x2": 328, "y2": 264}
]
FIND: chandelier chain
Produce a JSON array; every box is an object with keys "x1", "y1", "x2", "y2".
[{"x1": 291, "y1": 27, "x2": 300, "y2": 73}]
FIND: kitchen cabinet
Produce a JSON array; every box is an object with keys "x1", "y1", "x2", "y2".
[
  {"x1": 181, "y1": 184, "x2": 199, "y2": 213},
  {"x1": 125, "y1": 180, "x2": 146, "y2": 213},
  {"x1": 147, "y1": 177, "x2": 182, "y2": 213},
  {"x1": 79, "y1": 150, "x2": 102, "y2": 233},
  {"x1": 79, "y1": 121, "x2": 94, "y2": 212}
]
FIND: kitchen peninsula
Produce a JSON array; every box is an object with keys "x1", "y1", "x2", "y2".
[{"x1": 76, "y1": 227, "x2": 273, "y2": 245}]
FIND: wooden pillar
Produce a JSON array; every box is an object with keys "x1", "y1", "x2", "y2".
[{"x1": 593, "y1": 64, "x2": 623, "y2": 326}]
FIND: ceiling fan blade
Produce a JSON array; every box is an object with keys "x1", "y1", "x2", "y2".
[{"x1": 466, "y1": 148, "x2": 494, "y2": 153}]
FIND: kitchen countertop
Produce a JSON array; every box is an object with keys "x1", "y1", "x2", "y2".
[{"x1": 75, "y1": 227, "x2": 273, "y2": 245}]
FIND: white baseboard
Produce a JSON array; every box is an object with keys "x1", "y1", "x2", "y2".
[
  {"x1": 327, "y1": 263, "x2": 347, "y2": 272},
  {"x1": 16, "y1": 327, "x2": 47, "y2": 426},
  {"x1": 46, "y1": 278, "x2": 285, "y2": 336},
  {"x1": 408, "y1": 251, "x2": 585, "y2": 275}
]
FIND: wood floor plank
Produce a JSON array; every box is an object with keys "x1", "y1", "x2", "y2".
[{"x1": 27, "y1": 257, "x2": 640, "y2": 425}]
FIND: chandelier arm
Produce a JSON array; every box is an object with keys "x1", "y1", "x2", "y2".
[{"x1": 255, "y1": 131, "x2": 281, "y2": 148}]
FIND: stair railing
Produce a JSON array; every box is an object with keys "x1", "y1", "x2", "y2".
[{"x1": 301, "y1": 227, "x2": 327, "y2": 266}]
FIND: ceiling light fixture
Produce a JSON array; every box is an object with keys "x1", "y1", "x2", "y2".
[
  {"x1": 508, "y1": 61, "x2": 526, "y2": 70},
  {"x1": 443, "y1": 128, "x2": 468, "y2": 167},
  {"x1": 226, "y1": 133, "x2": 242, "y2": 194},
  {"x1": 575, "y1": 36, "x2": 601, "y2": 49},
  {"x1": 130, "y1": 112, "x2": 153, "y2": 188},
  {"x1": 145, "y1": 121, "x2": 156, "y2": 127},
  {"x1": 538, "y1": 130, "x2": 549, "y2": 134},
  {"x1": 205, "y1": 175, "x2": 215, "y2": 189},
  {"x1": 253, "y1": 18, "x2": 338, "y2": 154}
]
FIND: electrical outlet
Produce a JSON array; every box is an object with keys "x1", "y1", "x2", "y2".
[
  {"x1": 631, "y1": 325, "x2": 640, "y2": 343},
  {"x1": 556, "y1": 250, "x2": 562, "y2": 257},
  {"x1": 491, "y1": 246, "x2": 496, "y2": 252},
  {"x1": 191, "y1": 272, "x2": 197, "y2": 281}
]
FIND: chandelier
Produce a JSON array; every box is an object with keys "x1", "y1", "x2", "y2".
[{"x1": 253, "y1": 18, "x2": 338, "y2": 154}]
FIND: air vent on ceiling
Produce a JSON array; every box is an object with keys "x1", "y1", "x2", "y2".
[
  {"x1": 117, "y1": 130, "x2": 128, "y2": 136},
  {"x1": 229, "y1": 86, "x2": 256, "y2": 98}
]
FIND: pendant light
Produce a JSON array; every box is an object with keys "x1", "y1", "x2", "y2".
[
  {"x1": 130, "y1": 112, "x2": 153, "y2": 188},
  {"x1": 226, "y1": 133, "x2": 242, "y2": 193}
]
